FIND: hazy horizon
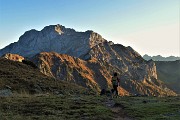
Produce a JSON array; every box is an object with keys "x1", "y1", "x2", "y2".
[{"x1": 0, "y1": 0, "x2": 179, "y2": 57}]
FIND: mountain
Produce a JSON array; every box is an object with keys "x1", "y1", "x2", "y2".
[
  {"x1": 0, "y1": 24, "x2": 104, "y2": 58},
  {"x1": 30, "y1": 52, "x2": 176, "y2": 96},
  {"x1": 155, "y1": 60, "x2": 180, "y2": 94},
  {"x1": 143, "y1": 54, "x2": 180, "y2": 61},
  {"x1": 0, "y1": 24, "x2": 177, "y2": 96},
  {"x1": 0, "y1": 57, "x2": 90, "y2": 95}
]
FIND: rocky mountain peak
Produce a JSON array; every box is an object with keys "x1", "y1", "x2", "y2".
[
  {"x1": 42, "y1": 24, "x2": 71, "y2": 34},
  {"x1": 0, "y1": 24, "x2": 105, "y2": 58},
  {"x1": 89, "y1": 31, "x2": 105, "y2": 48},
  {"x1": 40, "y1": 24, "x2": 65, "y2": 39},
  {"x1": 55, "y1": 24, "x2": 64, "y2": 34}
]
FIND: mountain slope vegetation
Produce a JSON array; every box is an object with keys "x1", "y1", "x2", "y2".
[
  {"x1": 0, "y1": 58, "x2": 89, "y2": 95},
  {"x1": 155, "y1": 60, "x2": 180, "y2": 94}
]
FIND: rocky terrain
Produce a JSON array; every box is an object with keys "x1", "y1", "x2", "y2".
[
  {"x1": 31, "y1": 52, "x2": 110, "y2": 92},
  {"x1": 30, "y1": 51, "x2": 176, "y2": 96},
  {"x1": 0, "y1": 24, "x2": 177, "y2": 96}
]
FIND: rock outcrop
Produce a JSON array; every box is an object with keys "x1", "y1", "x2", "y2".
[
  {"x1": 2, "y1": 53, "x2": 24, "y2": 62},
  {"x1": 0, "y1": 89, "x2": 12, "y2": 97}
]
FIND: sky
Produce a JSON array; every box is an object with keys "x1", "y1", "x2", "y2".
[{"x1": 0, "y1": 0, "x2": 179, "y2": 57}]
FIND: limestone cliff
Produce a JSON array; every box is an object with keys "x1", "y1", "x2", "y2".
[{"x1": 0, "y1": 24, "x2": 105, "y2": 58}]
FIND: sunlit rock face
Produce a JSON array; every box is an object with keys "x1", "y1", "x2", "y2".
[
  {"x1": 2, "y1": 53, "x2": 24, "y2": 62},
  {"x1": 31, "y1": 51, "x2": 176, "y2": 96},
  {"x1": 31, "y1": 52, "x2": 111, "y2": 92}
]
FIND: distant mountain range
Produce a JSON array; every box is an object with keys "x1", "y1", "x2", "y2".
[
  {"x1": 143, "y1": 54, "x2": 180, "y2": 61},
  {"x1": 0, "y1": 24, "x2": 177, "y2": 96}
]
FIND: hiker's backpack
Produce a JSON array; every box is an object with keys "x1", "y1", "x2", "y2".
[{"x1": 112, "y1": 77, "x2": 118, "y2": 85}]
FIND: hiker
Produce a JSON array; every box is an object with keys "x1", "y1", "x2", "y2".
[{"x1": 111, "y1": 72, "x2": 120, "y2": 96}]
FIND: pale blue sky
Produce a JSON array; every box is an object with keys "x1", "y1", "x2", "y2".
[{"x1": 0, "y1": 0, "x2": 179, "y2": 56}]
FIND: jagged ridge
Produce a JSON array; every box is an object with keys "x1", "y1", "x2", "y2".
[{"x1": 0, "y1": 24, "x2": 105, "y2": 57}]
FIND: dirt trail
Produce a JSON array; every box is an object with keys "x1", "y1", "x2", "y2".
[{"x1": 104, "y1": 97, "x2": 134, "y2": 120}]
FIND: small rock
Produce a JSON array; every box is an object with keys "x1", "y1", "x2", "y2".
[
  {"x1": 54, "y1": 91, "x2": 59, "y2": 95},
  {"x1": 0, "y1": 89, "x2": 13, "y2": 97},
  {"x1": 163, "y1": 113, "x2": 175, "y2": 117},
  {"x1": 57, "y1": 94, "x2": 64, "y2": 97}
]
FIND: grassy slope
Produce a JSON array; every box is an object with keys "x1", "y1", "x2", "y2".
[
  {"x1": 114, "y1": 96, "x2": 180, "y2": 120},
  {"x1": 0, "y1": 95, "x2": 114, "y2": 120},
  {"x1": 0, "y1": 95, "x2": 180, "y2": 120},
  {"x1": 0, "y1": 58, "x2": 91, "y2": 95}
]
